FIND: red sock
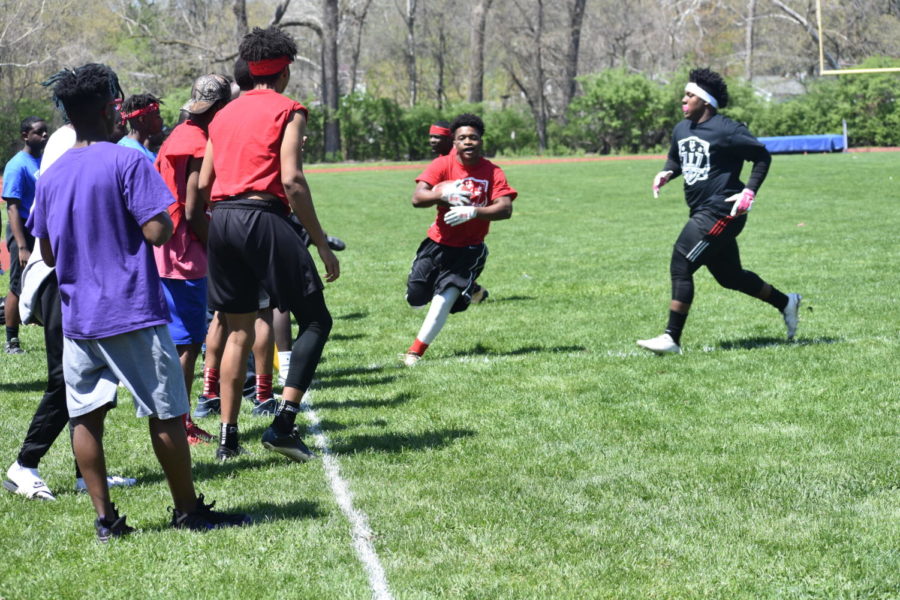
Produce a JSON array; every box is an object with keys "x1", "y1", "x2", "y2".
[
  {"x1": 202, "y1": 367, "x2": 219, "y2": 397},
  {"x1": 256, "y1": 374, "x2": 273, "y2": 402},
  {"x1": 408, "y1": 339, "x2": 429, "y2": 356}
]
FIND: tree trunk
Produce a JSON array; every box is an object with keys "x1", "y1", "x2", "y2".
[
  {"x1": 404, "y1": 0, "x2": 418, "y2": 106},
  {"x1": 348, "y1": 0, "x2": 373, "y2": 94},
  {"x1": 233, "y1": 0, "x2": 248, "y2": 38},
  {"x1": 533, "y1": 0, "x2": 547, "y2": 151},
  {"x1": 744, "y1": 0, "x2": 756, "y2": 80},
  {"x1": 322, "y1": 0, "x2": 341, "y2": 155},
  {"x1": 468, "y1": 0, "x2": 493, "y2": 103},
  {"x1": 561, "y1": 0, "x2": 587, "y2": 116}
]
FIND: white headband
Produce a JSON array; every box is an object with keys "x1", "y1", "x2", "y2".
[{"x1": 685, "y1": 82, "x2": 718, "y2": 109}]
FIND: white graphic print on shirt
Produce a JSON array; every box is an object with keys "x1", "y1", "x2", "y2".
[{"x1": 678, "y1": 136, "x2": 710, "y2": 186}]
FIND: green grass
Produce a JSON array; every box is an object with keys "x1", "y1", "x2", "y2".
[{"x1": 1, "y1": 152, "x2": 898, "y2": 599}]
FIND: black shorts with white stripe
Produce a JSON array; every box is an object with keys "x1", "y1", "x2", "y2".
[{"x1": 674, "y1": 210, "x2": 746, "y2": 265}]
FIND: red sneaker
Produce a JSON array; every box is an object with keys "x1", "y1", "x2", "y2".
[{"x1": 185, "y1": 422, "x2": 214, "y2": 445}]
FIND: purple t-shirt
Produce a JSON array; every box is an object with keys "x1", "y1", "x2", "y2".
[{"x1": 28, "y1": 142, "x2": 174, "y2": 339}]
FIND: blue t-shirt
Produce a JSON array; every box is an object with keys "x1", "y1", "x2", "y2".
[
  {"x1": 28, "y1": 143, "x2": 174, "y2": 339},
  {"x1": 2, "y1": 151, "x2": 41, "y2": 221},
  {"x1": 117, "y1": 136, "x2": 157, "y2": 162}
]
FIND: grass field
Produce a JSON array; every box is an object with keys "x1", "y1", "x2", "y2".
[{"x1": 1, "y1": 151, "x2": 898, "y2": 599}]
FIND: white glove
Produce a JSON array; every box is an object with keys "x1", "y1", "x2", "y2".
[
  {"x1": 439, "y1": 180, "x2": 472, "y2": 206},
  {"x1": 444, "y1": 206, "x2": 477, "y2": 227},
  {"x1": 652, "y1": 170, "x2": 674, "y2": 198},
  {"x1": 725, "y1": 188, "x2": 755, "y2": 216}
]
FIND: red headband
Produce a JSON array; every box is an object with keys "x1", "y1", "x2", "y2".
[
  {"x1": 121, "y1": 102, "x2": 159, "y2": 122},
  {"x1": 248, "y1": 56, "x2": 293, "y2": 76},
  {"x1": 429, "y1": 125, "x2": 451, "y2": 137}
]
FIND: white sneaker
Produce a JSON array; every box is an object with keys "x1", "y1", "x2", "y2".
[
  {"x1": 400, "y1": 352, "x2": 422, "y2": 366},
  {"x1": 783, "y1": 293, "x2": 801, "y2": 340},
  {"x1": 75, "y1": 475, "x2": 138, "y2": 492},
  {"x1": 3, "y1": 461, "x2": 55, "y2": 500},
  {"x1": 636, "y1": 333, "x2": 682, "y2": 355}
]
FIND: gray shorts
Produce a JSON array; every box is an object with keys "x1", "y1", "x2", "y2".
[{"x1": 63, "y1": 325, "x2": 190, "y2": 419}]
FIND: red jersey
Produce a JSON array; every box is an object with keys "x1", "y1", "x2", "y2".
[
  {"x1": 153, "y1": 120, "x2": 208, "y2": 278},
  {"x1": 207, "y1": 89, "x2": 307, "y2": 206},
  {"x1": 416, "y1": 154, "x2": 517, "y2": 247}
]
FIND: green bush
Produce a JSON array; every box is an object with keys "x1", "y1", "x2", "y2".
[{"x1": 0, "y1": 98, "x2": 54, "y2": 165}]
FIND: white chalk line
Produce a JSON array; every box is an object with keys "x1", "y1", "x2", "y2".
[{"x1": 300, "y1": 392, "x2": 394, "y2": 600}]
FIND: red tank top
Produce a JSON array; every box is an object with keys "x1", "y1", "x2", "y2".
[{"x1": 208, "y1": 89, "x2": 307, "y2": 206}]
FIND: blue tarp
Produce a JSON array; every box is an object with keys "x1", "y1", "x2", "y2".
[{"x1": 758, "y1": 134, "x2": 845, "y2": 154}]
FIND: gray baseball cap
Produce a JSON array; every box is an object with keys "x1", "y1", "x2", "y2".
[{"x1": 181, "y1": 74, "x2": 231, "y2": 114}]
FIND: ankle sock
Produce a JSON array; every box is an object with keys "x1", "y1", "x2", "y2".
[
  {"x1": 6, "y1": 326, "x2": 19, "y2": 343},
  {"x1": 408, "y1": 339, "x2": 429, "y2": 356},
  {"x1": 256, "y1": 374, "x2": 273, "y2": 402},
  {"x1": 766, "y1": 288, "x2": 789, "y2": 312},
  {"x1": 665, "y1": 310, "x2": 688, "y2": 345},
  {"x1": 272, "y1": 401, "x2": 300, "y2": 434},
  {"x1": 219, "y1": 423, "x2": 239, "y2": 449}
]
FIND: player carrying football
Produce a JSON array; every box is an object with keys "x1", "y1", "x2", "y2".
[
  {"x1": 637, "y1": 68, "x2": 800, "y2": 355},
  {"x1": 402, "y1": 113, "x2": 516, "y2": 366}
]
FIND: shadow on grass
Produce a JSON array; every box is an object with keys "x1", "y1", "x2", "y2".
[
  {"x1": 143, "y1": 499, "x2": 323, "y2": 531},
  {"x1": 330, "y1": 333, "x2": 366, "y2": 342},
  {"x1": 447, "y1": 342, "x2": 587, "y2": 358},
  {"x1": 337, "y1": 311, "x2": 367, "y2": 320},
  {"x1": 718, "y1": 336, "x2": 841, "y2": 351},
  {"x1": 315, "y1": 374, "x2": 397, "y2": 390},
  {"x1": 486, "y1": 294, "x2": 536, "y2": 304},
  {"x1": 315, "y1": 364, "x2": 388, "y2": 379},
  {"x1": 330, "y1": 428, "x2": 475, "y2": 454},
  {"x1": 0, "y1": 380, "x2": 47, "y2": 393},
  {"x1": 309, "y1": 392, "x2": 412, "y2": 411}
]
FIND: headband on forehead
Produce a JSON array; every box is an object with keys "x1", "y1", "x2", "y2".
[
  {"x1": 429, "y1": 125, "x2": 451, "y2": 137},
  {"x1": 685, "y1": 82, "x2": 718, "y2": 109},
  {"x1": 121, "y1": 102, "x2": 159, "y2": 122},
  {"x1": 248, "y1": 56, "x2": 293, "y2": 76}
]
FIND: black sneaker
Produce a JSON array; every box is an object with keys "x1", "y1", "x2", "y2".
[
  {"x1": 95, "y1": 504, "x2": 134, "y2": 542},
  {"x1": 214, "y1": 444, "x2": 248, "y2": 461},
  {"x1": 250, "y1": 397, "x2": 279, "y2": 416},
  {"x1": 5, "y1": 338, "x2": 24, "y2": 354},
  {"x1": 261, "y1": 425, "x2": 316, "y2": 462},
  {"x1": 194, "y1": 394, "x2": 220, "y2": 418},
  {"x1": 170, "y1": 494, "x2": 251, "y2": 531}
]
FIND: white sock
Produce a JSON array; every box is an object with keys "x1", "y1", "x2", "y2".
[
  {"x1": 415, "y1": 288, "x2": 461, "y2": 345},
  {"x1": 278, "y1": 351, "x2": 291, "y2": 384}
]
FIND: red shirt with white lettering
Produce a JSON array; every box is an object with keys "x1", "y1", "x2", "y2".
[
  {"x1": 415, "y1": 154, "x2": 517, "y2": 247},
  {"x1": 207, "y1": 89, "x2": 307, "y2": 207}
]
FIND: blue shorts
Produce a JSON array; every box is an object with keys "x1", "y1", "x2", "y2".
[{"x1": 161, "y1": 277, "x2": 208, "y2": 345}]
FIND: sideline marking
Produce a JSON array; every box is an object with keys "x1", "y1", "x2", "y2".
[{"x1": 301, "y1": 393, "x2": 394, "y2": 600}]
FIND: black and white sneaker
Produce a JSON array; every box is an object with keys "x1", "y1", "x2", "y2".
[
  {"x1": 251, "y1": 397, "x2": 279, "y2": 417},
  {"x1": 261, "y1": 425, "x2": 316, "y2": 462},
  {"x1": 214, "y1": 444, "x2": 248, "y2": 461},
  {"x1": 170, "y1": 494, "x2": 251, "y2": 531},
  {"x1": 95, "y1": 504, "x2": 134, "y2": 542},
  {"x1": 194, "y1": 394, "x2": 221, "y2": 418}
]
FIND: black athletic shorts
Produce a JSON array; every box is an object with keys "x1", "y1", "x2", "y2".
[
  {"x1": 674, "y1": 210, "x2": 746, "y2": 265},
  {"x1": 6, "y1": 232, "x2": 35, "y2": 296},
  {"x1": 406, "y1": 238, "x2": 487, "y2": 314},
  {"x1": 207, "y1": 199, "x2": 323, "y2": 313}
]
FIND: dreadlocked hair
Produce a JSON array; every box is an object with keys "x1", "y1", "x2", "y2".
[
  {"x1": 239, "y1": 27, "x2": 297, "y2": 85},
  {"x1": 122, "y1": 93, "x2": 161, "y2": 116},
  {"x1": 450, "y1": 113, "x2": 485, "y2": 137},
  {"x1": 51, "y1": 63, "x2": 123, "y2": 120},
  {"x1": 689, "y1": 68, "x2": 729, "y2": 109}
]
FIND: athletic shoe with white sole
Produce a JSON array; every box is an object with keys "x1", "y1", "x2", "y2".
[
  {"x1": 95, "y1": 504, "x2": 134, "y2": 542},
  {"x1": 3, "y1": 461, "x2": 55, "y2": 500},
  {"x1": 783, "y1": 293, "x2": 802, "y2": 340},
  {"x1": 214, "y1": 444, "x2": 249, "y2": 461},
  {"x1": 194, "y1": 394, "x2": 221, "y2": 418},
  {"x1": 400, "y1": 352, "x2": 422, "y2": 366},
  {"x1": 636, "y1": 333, "x2": 682, "y2": 355},
  {"x1": 76, "y1": 475, "x2": 138, "y2": 492},
  {"x1": 170, "y1": 493, "x2": 251, "y2": 531},
  {"x1": 470, "y1": 285, "x2": 489, "y2": 304},
  {"x1": 261, "y1": 425, "x2": 316, "y2": 462}
]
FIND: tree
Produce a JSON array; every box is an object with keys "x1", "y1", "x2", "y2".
[{"x1": 467, "y1": 0, "x2": 493, "y2": 103}]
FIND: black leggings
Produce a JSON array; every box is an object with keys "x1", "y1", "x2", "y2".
[
  {"x1": 670, "y1": 212, "x2": 765, "y2": 304},
  {"x1": 285, "y1": 290, "x2": 332, "y2": 392}
]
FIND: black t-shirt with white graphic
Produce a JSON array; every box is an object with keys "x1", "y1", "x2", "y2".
[{"x1": 663, "y1": 114, "x2": 771, "y2": 217}]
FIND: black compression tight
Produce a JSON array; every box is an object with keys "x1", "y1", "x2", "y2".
[{"x1": 284, "y1": 291, "x2": 333, "y2": 392}]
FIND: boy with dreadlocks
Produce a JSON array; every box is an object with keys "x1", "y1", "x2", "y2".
[
  {"x1": 637, "y1": 68, "x2": 800, "y2": 355},
  {"x1": 118, "y1": 93, "x2": 163, "y2": 161},
  {"x1": 28, "y1": 63, "x2": 249, "y2": 539},
  {"x1": 200, "y1": 27, "x2": 338, "y2": 462}
]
